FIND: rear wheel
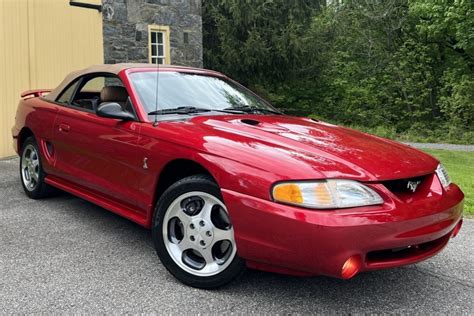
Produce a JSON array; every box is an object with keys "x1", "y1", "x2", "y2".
[
  {"x1": 152, "y1": 175, "x2": 245, "y2": 289},
  {"x1": 20, "y1": 137, "x2": 54, "y2": 199}
]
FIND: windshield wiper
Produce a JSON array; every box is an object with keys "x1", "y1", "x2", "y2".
[
  {"x1": 148, "y1": 106, "x2": 212, "y2": 115},
  {"x1": 148, "y1": 106, "x2": 251, "y2": 116},
  {"x1": 223, "y1": 105, "x2": 282, "y2": 115},
  {"x1": 147, "y1": 105, "x2": 280, "y2": 116}
]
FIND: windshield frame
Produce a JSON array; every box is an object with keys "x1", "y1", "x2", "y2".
[{"x1": 124, "y1": 68, "x2": 279, "y2": 122}]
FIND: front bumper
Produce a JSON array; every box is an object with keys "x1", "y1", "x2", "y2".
[{"x1": 222, "y1": 179, "x2": 464, "y2": 278}]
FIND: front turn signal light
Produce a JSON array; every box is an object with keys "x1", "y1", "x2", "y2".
[{"x1": 272, "y1": 183, "x2": 303, "y2": 204}]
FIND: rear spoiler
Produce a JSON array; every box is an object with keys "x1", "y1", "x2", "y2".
[{"x1": 21, "y1": 89, "x2": 52, "y2": 99}]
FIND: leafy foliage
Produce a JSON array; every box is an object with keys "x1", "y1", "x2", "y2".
[{"x1": 203, "y1": 0, "x2": 474, "y2": 143}]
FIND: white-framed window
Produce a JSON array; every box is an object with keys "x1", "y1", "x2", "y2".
[{"x1": 148, "y1": 25, "x2": 170, "y2": 65}]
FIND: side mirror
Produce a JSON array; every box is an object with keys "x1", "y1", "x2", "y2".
[{"x1": 97, "y1": 102, "x2": 135, "y2": 121}]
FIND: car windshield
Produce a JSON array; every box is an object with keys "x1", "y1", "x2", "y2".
[{"x1": 129, "y1": 71, "x2": 277, "y2": 116}]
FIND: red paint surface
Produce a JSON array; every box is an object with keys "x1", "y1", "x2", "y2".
[{"x1": 11, "y1": 66, "x2": 464, "y2": 278}]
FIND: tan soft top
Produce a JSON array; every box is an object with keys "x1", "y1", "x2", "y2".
[{"x1": 44, "y1": 63, "x2": 222, "y2": 101}]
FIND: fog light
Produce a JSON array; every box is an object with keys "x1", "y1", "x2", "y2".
[
  {"x1": 341, "y1": 255, "x2": 362, "y2": 279},
  {"x1": 452, "y1": 219, "x2": 463, "y2": 238}
]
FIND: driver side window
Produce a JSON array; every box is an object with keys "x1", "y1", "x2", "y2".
[
  {"x1": 56, "y1": 74, "x2": 137, "y2": 119},
  {"x1": 72, "y1": 76, "x2": 127, "y2": 112}
]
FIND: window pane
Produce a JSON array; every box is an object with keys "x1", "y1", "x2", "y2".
[
  {"x1": 57, "y1": 81, "x2": 79, "y2": 103},
  {"x1": 149, "y1": 28, "x2": 168, "y2": 64},
  {"x1": 183, "y1": 32, "x2": 189, "y2": 44},
  {"x1": 105, "y1": 77, "x2": 124, "y2": 87},
  {"x1": 130, "y1": 72, "x2": 275, "y2": 114},
  {"x1": 73, "y1": 76, "x2": 127, "y2": 111},
  {"x1": 82, "y1": 77, "x2": 105, "y2": 92}
]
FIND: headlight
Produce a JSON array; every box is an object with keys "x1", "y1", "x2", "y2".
[
  {"x1": 272, "y1": 180, "x2": 383, "y2": 209},
  {"x1": 436, "y1": 164, "x2": 451, "y2": 188}
]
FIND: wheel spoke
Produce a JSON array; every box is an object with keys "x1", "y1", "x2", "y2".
[
  {"x1": 167, "y1": 197, "x2": 193, "y2": 227},
  {"x1": 213, "y1": 228, "x2": 233, "y2": 243},
  {"x1": 31, "y1": 159, "x2": 39, "y2": 168},
  {"x1": 30, "y1": 171, "x2": 39, "y2": 182},
  {"x1": 199, "y1": 197, "x2": 214, "y2": 222},
  {"x1": 176, "y1": 211, "x2": 192, "y2": 227},
  {"x1": 29, "y1": 149, "x2": 36, "y2": 161},
  {"x1": 177, "y1": 239, "x2": 195, "y2": 252},
  {"x1": 200, "y1": 247, "x2": 215, "y2": 265}
]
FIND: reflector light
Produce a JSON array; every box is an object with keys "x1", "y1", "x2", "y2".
[
  {"x1": 451, "y1": 219, "x2": 463, "y2": 238},
  {"x1": 341, "y1": 255, "x2": 361, "y2": 279}
]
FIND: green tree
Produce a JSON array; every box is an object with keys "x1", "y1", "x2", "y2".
[
  {"x1": 202, "y1": 0, "x2": 474, "y2": 143},
  {"x1": 203, "y1": 0, "x2": 323, "y2": 83}
]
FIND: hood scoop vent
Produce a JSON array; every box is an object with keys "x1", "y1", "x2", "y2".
[{"x1": 241, "y1": 119, "x2": 261, "y2": 126}]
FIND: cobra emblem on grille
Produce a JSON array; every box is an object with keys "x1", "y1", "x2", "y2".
[{"x1": 407, "y1": 180, "x2": 421, "y2": 192}]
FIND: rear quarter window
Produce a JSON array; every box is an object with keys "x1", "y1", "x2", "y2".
[{"x1": 57, "y1": 81, "x2": 80, "y2": 104}]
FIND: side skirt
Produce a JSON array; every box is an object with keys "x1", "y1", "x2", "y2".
[{"x1": 45, "y1": 175, "x2": 150, "y2": 228}]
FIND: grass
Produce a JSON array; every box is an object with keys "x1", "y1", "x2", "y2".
[
  {"x1": 422, "y1": 149, "x2": 474, "y2": 216},
  {"x1": 344, "y1": 124, "x2": 474, "y2": 145}
]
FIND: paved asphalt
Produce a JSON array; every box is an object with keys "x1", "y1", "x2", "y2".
[
  {"x1": 1, "y1": 157, "x2": 473, "y2": 314},
  {"x1": 404, "y1": 142, "x2": 474, "y2": 152}
]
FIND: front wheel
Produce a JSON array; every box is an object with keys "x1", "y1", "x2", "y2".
[{"x1": 152, "y1": 175, "x2": 245, "y2": 289}]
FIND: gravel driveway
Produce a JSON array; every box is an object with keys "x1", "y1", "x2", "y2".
[{"x1": 1, "y1": 157, "x2": 473, "y2": 314}]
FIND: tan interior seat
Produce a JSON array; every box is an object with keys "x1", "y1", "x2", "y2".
[{"x1": 100, "y1": 86, "x2": 129, "y2": 110}]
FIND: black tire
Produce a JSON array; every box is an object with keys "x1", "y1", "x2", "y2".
[
  {"x1": 19, "y1": 136, "x2": 55, "y2": 199},
  {"x1": 152, "y1": 174, "x2": 246, "y2": 289}
]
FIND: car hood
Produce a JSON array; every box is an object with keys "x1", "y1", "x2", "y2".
[{"x1": 153, "y1": 114, "x2": 439, "y2": 181}]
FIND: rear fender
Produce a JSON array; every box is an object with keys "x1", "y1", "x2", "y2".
[{"x1": 13, "y1": 97, "x2": 59, "y2": 173}]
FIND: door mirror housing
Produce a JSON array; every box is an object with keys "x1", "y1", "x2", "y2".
[{"x1": 97, "y1": 102, "x2": 135, "y2": 121}]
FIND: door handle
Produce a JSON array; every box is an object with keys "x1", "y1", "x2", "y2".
[{"x1": 58, "y1": 123, "x2": 70, "y2": 133}]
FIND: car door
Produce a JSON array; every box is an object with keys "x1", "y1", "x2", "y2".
[{"x1": 51, "y1": 74, "x2": 145, "y2": 213}]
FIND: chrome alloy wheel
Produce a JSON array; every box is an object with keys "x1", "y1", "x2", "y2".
[
  {"x1": 21, "y1": 144, "x2": 40, "y2": 191},
  {"x1": 163, "y1": 191, "x2": 237, "y2": 277}
]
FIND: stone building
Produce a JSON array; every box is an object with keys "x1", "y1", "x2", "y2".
[{"x1": 103, "y1": 0, "x2": 203, "y2": 67}]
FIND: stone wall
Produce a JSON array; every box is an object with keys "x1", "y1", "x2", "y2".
[{"x1": 102, "y1": 0, "x2": 203, "y2": 67}]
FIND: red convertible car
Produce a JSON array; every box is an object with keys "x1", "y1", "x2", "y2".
[{"x1": 12, "y1": 64, "x2": 464, "y2": 288}]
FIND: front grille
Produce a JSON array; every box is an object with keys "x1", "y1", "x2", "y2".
[
  {"x1": 366, "y1": 232, "x2": 450, "y2": 268},
  {"x1": 381, "y1": 175, "x2": 427, "y2": 194}
]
